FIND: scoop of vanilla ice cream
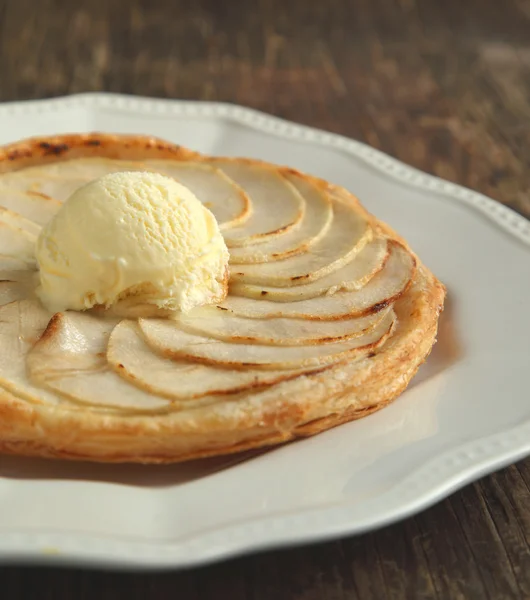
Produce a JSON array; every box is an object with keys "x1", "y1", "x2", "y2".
[{"x1": 35, "y1": 171, "x2": 230, "y2": 315}]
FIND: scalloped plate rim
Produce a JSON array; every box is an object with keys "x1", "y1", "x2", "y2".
[
  {"x1": 1, "y1": 92, "x2": 528, "y2": 247},
  {"x1": 0, "y1": 93, "x2": 527, "y2": 569}
]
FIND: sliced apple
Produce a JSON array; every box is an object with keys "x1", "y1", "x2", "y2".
[
  {"x1": 108, "y1": 320, "x2": 326, "y2": 401},
  {"x1": 29, "y1": 177, "x2": 89, "y2": 202},
  {"x1": 27, "y1": 311, "x2": 170, "y2": 411},
  {"x1": 0, "y1": 186, "x2": 61, "y2": 225},
  {"x1": 0, "y1": 168, "x2": 86, "y2": 202},
  {"x1": 34, "y1": 158, "x2": 150, "y2": 180},
  {"x1": 219, "y1": 242, "x2": 415, "y2": 319},
  {"x1": 211, "y1": 162, "x2": 306, "y2": 247},
  {"x1": 0, "y1": 281, "x2": 27, "y2": 306},
  {"x1": 0, "y1": 222, "x2": 36, "y2": 264},
  {"x1": 230, "y1": 237, "x2": 389, "y2": 301},
  {"x1": 0, "y1": 150, "x2": 427, "y2": 436},
  {"x1": 144, "y1": 160, "x2": 251, "y2": 229},
  {"x1": 0, "y1": 256, "x2": 34, "y2": 271},
  {"x1": 174, "y1": 304, "x2": 390, "y2": 346},
  {"x1": 230, "y1": 196, "x2": 372, "y2": 286},
  {"x1": 0, "y1": 159, "x2": 161, "y2": 204},
  {"x1": 0, "y1": 299, "x2": 59, "y2": 405},
  {"x1": 228, "y1": 174, "x2": 333, "y2": 263},
  {"x1": 140, "y1": 309, "x2": 395, "y2": 370},
  {"x1": 0, "y1": 207, "x2": 41, "y2": 236}
]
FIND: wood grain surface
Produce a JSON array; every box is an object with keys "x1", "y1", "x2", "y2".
[{"x1": 0, "y1": 0, "x2": 529, "y2": 598}]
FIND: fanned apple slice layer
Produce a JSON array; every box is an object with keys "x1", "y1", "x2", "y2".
[
  {"x1": 0, "y1": 222, "x2": 36, "y2": 264},
  {"x1": 0, "y1": 256, "x2": 35, "y2": 271},
  {"x1": 1, "y1": 158, "x2": 182, "y2": 204},
  {"x1": 143, "y1": 160, "x2": 251, "y2": 229},
  {"x1": 0, "y1": 136, "x2": 438, "y2": 465},
  {"x1": 230, "y1": 196, "x2": 372, "y2": 286},
  {"x1": 230, "y1": 237, "x2": 389, "y2": 301},
  {"x1": 108, "y1": 320, "x2": 326, "y2": 401},
  {"x1": 0, "y1": 299, "x2": 61, "y2": 406},
  {"x1": 0, "y1": 207, "x2": 41, "y2": 236},
  {"x1": 174, "y1": 304, "x2": 390, "y2": 346},
  {"x1": 28, "y1": 311, "x2": 171, "y2": 411},
  {"x1": 0, "y1": 186, "x2": 61, "y2": 225},
  {"x1": 0, "y1": 167, "x2": 88, "y2": 201},
  {"x1": 140, "y1": 310, "x2": 395, "y2": 370},
  {"x1": 2, "y1": 158, "x2": 157, "y2": 201},
  {"x1": 228, "y1": 174, "x2": 333, "y2": 263},
  {"x1": 31, "y1": 158, "x2": 150, "y2": 180},
  {"x1": 220, "y1": 242, "x2": 415, "y2": 319},
  {"x1": 0, "y1": 281, "x2": 27, "y2": 306},
  {"x1": 211, "y1": 162, "x2": 306, "y2": 247}
]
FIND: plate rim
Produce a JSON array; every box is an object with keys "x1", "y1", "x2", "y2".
[
  {"x1": 1, "y1": 92, "x2": 528, "y2": 246},
  {"x1": 0, "y1": 92, "x2": 528, "y2": 569}
]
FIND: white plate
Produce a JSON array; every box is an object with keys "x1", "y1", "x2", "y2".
[{"x1": 0, "y1": 93, "x2": 528, "y2": 570}]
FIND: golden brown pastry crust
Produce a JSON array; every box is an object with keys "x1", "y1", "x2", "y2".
[
  {"x1": 0, "y1": 133, "x2": 200, "y2": 173},
  {"x1": 0, "y1": 134, "x2": 445, "y2": 463}
]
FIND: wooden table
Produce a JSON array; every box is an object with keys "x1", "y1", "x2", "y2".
[{"x1": 0, "y1": 0, "x2": 529, "y2": 597}]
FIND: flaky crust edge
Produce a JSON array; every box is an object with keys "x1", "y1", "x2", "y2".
[{"x1": 0, "y1": 133, "x2": 446, "y2": 463}]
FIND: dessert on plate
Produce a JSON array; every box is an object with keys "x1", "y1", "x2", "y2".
[{"x1": 0, "y1": 133, "x2": 445, "y2": 463}]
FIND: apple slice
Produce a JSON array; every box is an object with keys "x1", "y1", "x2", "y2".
[
  {"x1": 0, "y1": 256, "x2": 34, "y2": 271},
  {"x1": 0, "y1": 281, "x2": 27, "y2": 306},
  {"x1": 212, "y1": 162, "x2": 306, "y2": 247},
  {"x1": 0, "y1": 186, "x2": 60, "y2": 225},
  {"x1": 228, "y1": 173, "x2": 333, "y2": 263},
  {"x1": 0, "y1": 299, "x2": 59, "y2": 406},
  {"x1": 144, "y1": 160, "x2": 251, "y2": 229},
  {"x1": 108, "y1": 320, "x2": 327, "y2": 401},
  {"x1": 0, "y1": 207, "x2": 41, "y2": 236},
  {"x1": 174, "y1": 304, "x2": 390, "y2": 346},
  {"x1": 230, "y1": 237, "x2": 389, "y2": 301},
  {"x1": 229, "y1": 196, "x2": 372, "y2": 286},
  {"x1": 27, "y1": 311, "x2": 170, "y2": 411},
  {"x1": 140, "y1": 310, "x2": 395, "y2": 370},
  {"x1": 220, "y1": 241, "x2": 415, "y2": 320},
  {"x1": 0, "y1": 222, "x2": 36, "y2": 264}
]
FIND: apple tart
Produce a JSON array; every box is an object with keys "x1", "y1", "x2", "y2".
[{"x1": 0, "y1": 134, "x2": 445, "y2": 463}]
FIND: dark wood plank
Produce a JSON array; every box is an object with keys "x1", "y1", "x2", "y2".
[
  {"x1": 0, "y1": 0, "x2": 528, "y2": 219},
  {"x1": 0, "y1": 0, "x2": 528, "y2": 598}
]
